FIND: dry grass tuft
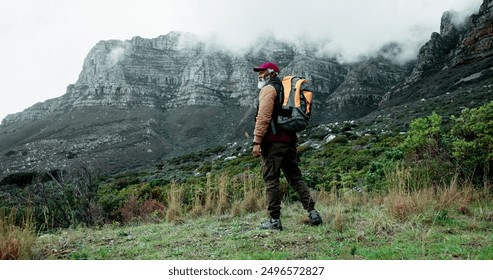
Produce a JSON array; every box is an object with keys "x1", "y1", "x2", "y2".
[
  {"x1": 0, "y1": 210, "x2": 36, "y2": 260},
  {"x1": 384, "y1": 165, "x2": 488, "y2": 222},
  {"x1": 316, "y1": 189, "x2": 335, "y2": 205},
  {"x1": 190, "y1": 192, "x2": 206, "y2": 218},
  {"x1": 231, "y1": 201, "x2": 243, "y2": 217},
  {"x1": 385, "y1": 189, "x2": 433, "y2": 220},
  {"x1": 203, "y1": 176, "x2": 215, "y2": 215},
  {"x1": 215, "y1": 175, "x2": 230, "y2": 215},
  {"x1": 236, "y1": 172, "x2": 265, "y2": 215},
  {"x1": 435, "y1": 177, "x2": 474, "y2": 212},
  {"x1": 166, "y1": 182, "x2": 184, "y2": 224},
  {"x1": 332, "y1": 208, "x2": 347, "y2": 232},
  {"x1": 242, "y1": 190, "x2": 262, "y2": 213},
  {"x1": 363, "y1": 206, "x2": 399, "y2": 236},
  {"x1": 182, "y1": 172, "x2": 266, "y2": 219}
]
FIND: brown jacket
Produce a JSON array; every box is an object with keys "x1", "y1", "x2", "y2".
[{"x1": 254, "y1": 83, "x2": 297, "y2": 144}]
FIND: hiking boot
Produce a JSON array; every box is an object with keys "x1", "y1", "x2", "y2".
[
  {"x1": 259, "y1": 218, "x2": 283, "y2": 231},
  {"x1": 308, "y1": 210, "x2": 323, "y2": 226}
]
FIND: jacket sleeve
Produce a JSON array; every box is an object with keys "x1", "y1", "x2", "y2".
[{"x1": 253, "y1": 85, "x2": 276, "y2": 144}]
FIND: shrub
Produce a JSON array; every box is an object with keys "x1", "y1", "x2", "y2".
[
  {"x1": 0, "y1": 167, "x2": 102, "y2": 229},
  {"x1": 451, "y1": 101, "x2": 493, "y2": 183},
  {"x1": 399, "y1": 112, "x2": 443, "y2": 160},
  {"x1": 120, "y1": 196, "x2": 165, "y2": 224},
  {"x1": 397, "y1": 112, "x2": 454, "y2": 187}
]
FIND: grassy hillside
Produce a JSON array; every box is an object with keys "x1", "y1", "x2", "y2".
[
  {"x1": 2, "y1": 101, "x2": 493, "y2": 260},
  {"x1": 31, "y1": 185, "x2": 493, "y2": 260}
]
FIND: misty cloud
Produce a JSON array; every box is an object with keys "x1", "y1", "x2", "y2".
[
  {"x1": 190, "y1": 0, "x2": 483, "y2": 63},
  {"x1": 107, "y1": 47, "x2": 126, "y2": 66}
]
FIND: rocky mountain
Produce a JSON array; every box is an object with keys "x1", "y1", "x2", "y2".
[
  {"x1": 365, "y1": 0, "x2": 493, "y2": 129},
  {"x1": 1, "y1": 0, "x2": 492, "y2": 181}
]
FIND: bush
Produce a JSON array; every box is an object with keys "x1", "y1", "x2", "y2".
[
  {"x1": 397, "y1": 112, "x2": 455, "y2": 186},
  {"x1": 120, "y1": 196, "x2": 165, "y2": 224},
  {"x1": 399, "y1": 112, "x2": 443, "y2": 160},
  {"x1": 451, "y1": 101, "x2": 493, "y2": 183},
  {"x1": 0, "y1": 167, "x2": 102, "y2": 230}
]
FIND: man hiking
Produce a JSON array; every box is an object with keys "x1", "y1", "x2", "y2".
[{"x1": 252, "y1": 61, "x2": 322, "y2": 231}]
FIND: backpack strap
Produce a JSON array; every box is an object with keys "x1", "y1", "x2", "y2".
[
  {"x1": 267, "y1": 77, "x2": 283, "y2": 136},
  {"x1": 294, "y1": 78, "x2": 307, "y2": 108},
  {"x1": 281, "y1": 76, "x2": 294, "y2": 107},
  {"x1": 281, "y1": 76, "x2": 307, "y2": 108}
]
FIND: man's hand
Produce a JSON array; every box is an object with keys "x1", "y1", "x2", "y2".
[{"x1": 252, "y1": 144, "x2": 261, "y2": 157}]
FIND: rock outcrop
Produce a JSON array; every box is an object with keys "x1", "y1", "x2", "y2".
[
  {"x1": 379, "y1": 0, "x2": 493, "y2": 108},
  {"x1": 404, "y1": 11, "x2": 463, "y2": 85},
  {"x1": 453, "y1": 0, "x2": 493, "y2": 65}
]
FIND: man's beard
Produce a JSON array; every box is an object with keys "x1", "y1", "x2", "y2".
[{"x1": 257, "y1": 76, "x2": 271, "y2": 89}]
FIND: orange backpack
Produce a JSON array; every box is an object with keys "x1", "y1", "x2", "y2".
[{"x1": 276, "y1": 76, "x2": 313, "y2": 132}]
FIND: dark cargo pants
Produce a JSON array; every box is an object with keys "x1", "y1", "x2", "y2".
[{"x1": 261, "y1": 141, "x2": 315, "y2": 219}]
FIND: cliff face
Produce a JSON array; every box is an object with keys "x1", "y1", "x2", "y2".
[
  {"x1": 453, "y1": 0, "x2": 493, "y2": 65},
  {"x1": 403, "y1": 11, "x2": 463, "y2": 85},
  {"x1": 378, "y1": 0, "x2": 493, "y2": 112},
  {"x1": 1, "y1": 32, "x2": 407, "y2": 127},
  {"x1": 1, "y1": 1, "x2": 492, "y2": 179},
  {"x1": 327, "y1": 53, "x2": 413, "y2": 120}
]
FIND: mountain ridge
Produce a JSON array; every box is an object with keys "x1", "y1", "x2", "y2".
[{"x1": 1, "y1": 1, "x2": 492, "y2": 180}]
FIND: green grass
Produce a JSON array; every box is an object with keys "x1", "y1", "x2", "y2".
[{"x1": 32, "y1": 190, "x2": 493, "y2": 260}]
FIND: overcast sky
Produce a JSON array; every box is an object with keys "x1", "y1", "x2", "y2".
[{"x1": 0, "y1": 0, "x2": 483, "y2": 122}]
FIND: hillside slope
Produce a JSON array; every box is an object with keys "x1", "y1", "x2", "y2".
[{"x1": 1, "y1": 1, "x2": 492, "y2": 180}]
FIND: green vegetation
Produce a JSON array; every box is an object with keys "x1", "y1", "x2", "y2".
[
  {"x1": 1, "y1": 101, "x2": 493, "y2": 259},
  {"x1": 32, "y1": 185, "x2": 493, "y2": 260}
]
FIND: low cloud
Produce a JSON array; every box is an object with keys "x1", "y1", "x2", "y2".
[
  {"x1": 107, "y1": 47, "x2": 126, "y2": 66},
  {"x1": 190, "y1": 0, "x2": 483, "y2": 64},
  {"x1": 450, "y1": 2, "x2": 482, "y2": 27}
]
